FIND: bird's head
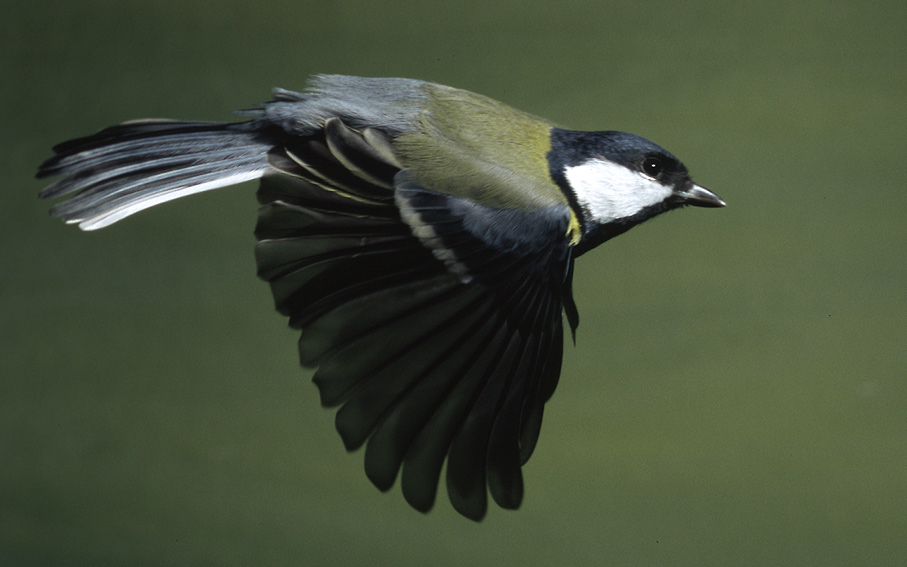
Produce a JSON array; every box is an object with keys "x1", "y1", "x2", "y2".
[{"x1": 548, "y1": 129, "x2": 725, "y2": 254}]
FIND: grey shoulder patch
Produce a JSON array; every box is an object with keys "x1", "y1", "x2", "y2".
[{"x1": 261, "y1": 75, "x2": 430, "y2": 138}]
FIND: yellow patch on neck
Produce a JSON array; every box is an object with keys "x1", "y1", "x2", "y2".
[{"x1": 567, "y1": 212, "x2": 582, "y2": 246}]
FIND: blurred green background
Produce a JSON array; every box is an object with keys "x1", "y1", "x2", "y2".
[{"x1": 3, "y1": 1, "x2": 905, "y2": 565}]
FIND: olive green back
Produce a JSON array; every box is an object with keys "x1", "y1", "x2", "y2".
[{"x1": 393, "y1": 83, "x2": 565, "y2": 211}]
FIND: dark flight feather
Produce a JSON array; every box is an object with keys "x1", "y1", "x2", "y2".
[{"x1": 253, "y1": 121, "x2": 576, "y2": 519}]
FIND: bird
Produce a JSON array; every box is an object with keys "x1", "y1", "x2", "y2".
[{"x1": 37, "y1": 74, "x2": 725, "y2": 521}]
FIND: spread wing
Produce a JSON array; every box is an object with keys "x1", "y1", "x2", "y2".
[{"x1": 255, "y1": 118, "x2": 578, "y2": 520}]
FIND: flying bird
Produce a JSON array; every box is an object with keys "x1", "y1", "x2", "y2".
[{"x1": 37, "y1": 75, "x2": 725, "y2": 520}]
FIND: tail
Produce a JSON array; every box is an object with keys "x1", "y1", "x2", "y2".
[{"x1": 37, "y1": 119, "x2": 274, "y2": 230}]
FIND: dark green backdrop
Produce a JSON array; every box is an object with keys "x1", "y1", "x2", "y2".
[{"x1": 4, "y1": 1, "x2": 905, "y2": 565}]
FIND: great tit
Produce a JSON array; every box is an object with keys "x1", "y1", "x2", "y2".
[{"x1": 37, "y1": 74, "x2": 725, "y2": 521}]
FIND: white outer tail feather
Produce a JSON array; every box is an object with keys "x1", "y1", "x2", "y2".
[{"x1": 72, "y1": 169, "x2": 267, "y2": 230}]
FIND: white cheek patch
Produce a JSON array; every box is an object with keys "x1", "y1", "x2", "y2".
[{"x1": 563, "y1": 159, "x2": 672, "y2": 224}]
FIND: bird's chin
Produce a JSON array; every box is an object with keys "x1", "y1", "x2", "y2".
[{"x1": 575, "y1": 203, "x2": 672, "y2": 255}]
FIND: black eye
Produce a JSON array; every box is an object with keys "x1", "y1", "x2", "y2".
[{"x1": 641, "y1": 156, "x2": 664, "y2": 178}]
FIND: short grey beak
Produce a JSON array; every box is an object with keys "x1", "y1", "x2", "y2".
[{"x1": 679, "y1": 184, "x2": 726, "y2": 208}]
